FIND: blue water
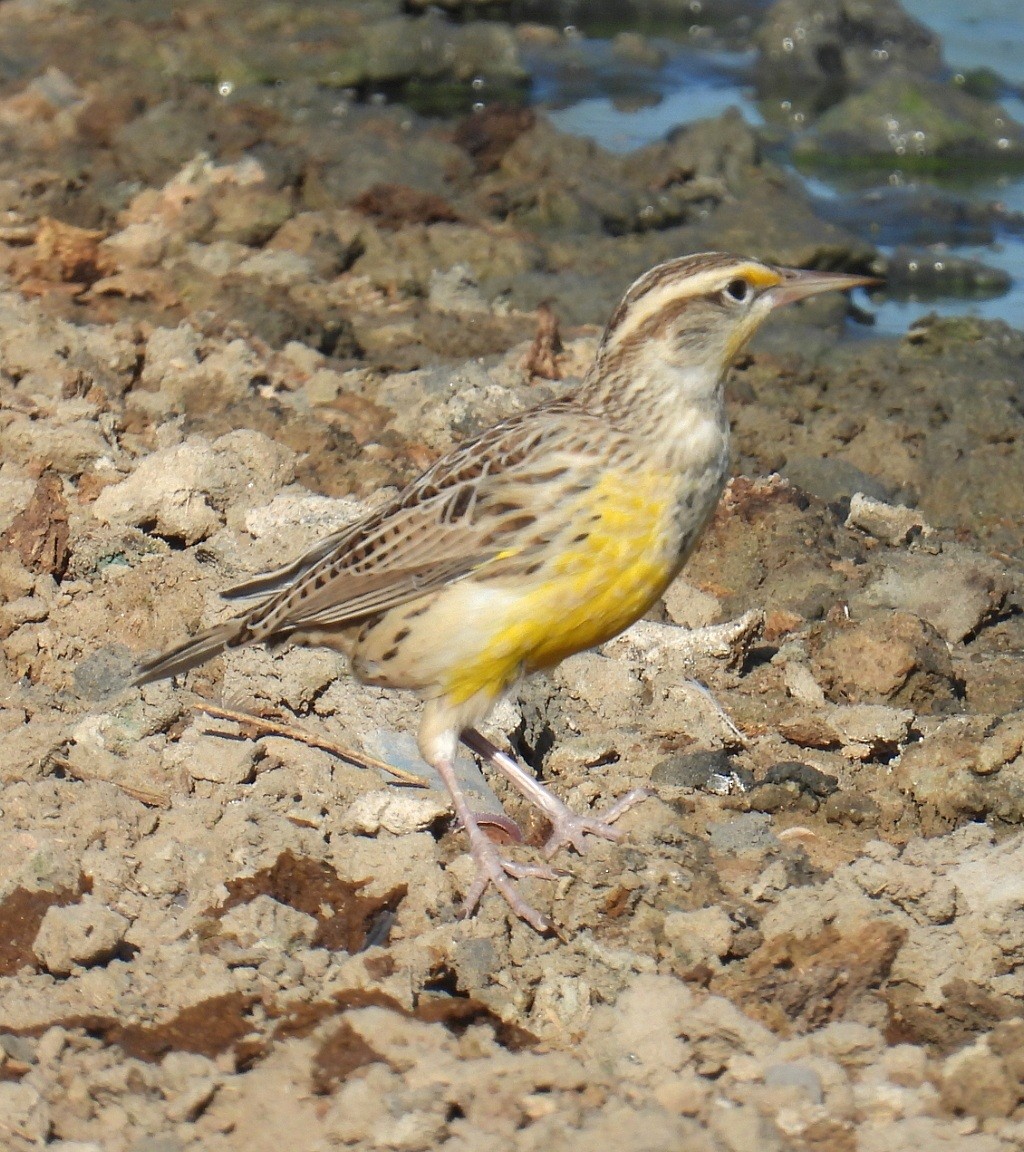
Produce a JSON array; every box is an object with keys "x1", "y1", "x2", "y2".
[{"x1": 529, "y1": 2, "x2": 1024, "y2": 335}]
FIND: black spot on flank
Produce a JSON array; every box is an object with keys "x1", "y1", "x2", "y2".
[
  {"x1": 572, "y1": 532, "x2": 589, "y2": 544},
  {"x1": 381, "y1": 646, "x2": 399, "y2": 662},
  {"x1": 450, "y1": 488, "x2": 473, "y2": 519},
  {"x1": 394, "y1": 627, "x2": 411, "y2": 643},
  {"x1": 532, "y1": 466, "x2": 571, "y2": 483},
  {"x1": 407, "y1": 604, "x2": 430, "y2": 619}
]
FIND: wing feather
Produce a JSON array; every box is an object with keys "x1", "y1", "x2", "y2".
[{"x1": 233, "y1": 403, "x2": 633, "y2": 643}]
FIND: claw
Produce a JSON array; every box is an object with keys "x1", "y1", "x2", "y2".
[
  {"x1": 457, "y1": 833, "x2": 558, "y2": 933},
  {"x1": 542, "y1": 787, "x2": 651, "y2": 857}
]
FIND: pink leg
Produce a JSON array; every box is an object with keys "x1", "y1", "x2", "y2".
[
  {"x1": 432, "y1": 754, "x2": 559, "y2": 932},
  {"x1": 461, "y1": 729, "x2": 650, "y2": 859}
]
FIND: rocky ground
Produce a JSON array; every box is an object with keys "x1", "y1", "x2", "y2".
[{"x1": 1, "y1": 2, "x2": 1024, "y2": 1151}]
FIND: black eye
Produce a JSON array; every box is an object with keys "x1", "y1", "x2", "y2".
[{"x1": 724, "y1": 278, "x2": 750, "y2": 303}]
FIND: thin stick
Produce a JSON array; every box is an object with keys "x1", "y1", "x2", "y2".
[
  {"x1": 52, "y1": 756, "x2": 172, "y2": 809},
  {"x1": 192, "y1": 700, "x2": 428, "y2": 787}
]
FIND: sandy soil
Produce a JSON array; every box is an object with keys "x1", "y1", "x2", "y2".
[{"x1": 1, "y1": 5, "x2": 1024, "y2": 1151}]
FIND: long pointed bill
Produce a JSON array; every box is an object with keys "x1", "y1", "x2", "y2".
[{"x1": 767, "y1": 267, "x2": 882, "y2": 309}]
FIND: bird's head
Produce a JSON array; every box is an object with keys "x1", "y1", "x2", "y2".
[{"x1": 593, "y1": 252, "x2": 878, "y2": 400}]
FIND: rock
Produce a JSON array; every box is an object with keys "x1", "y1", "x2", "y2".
[
  {"x1": 651, "y1": 749, "x2": 739, "y2": 791},
  {"x1": 99, "y1": 221, "x2": 172, "y2": 270},
  {"x1": 811, "y1": 611, "x2": 959, "y2": 712},
  {"x1": 218, "y1": 894, "x2": 318, "y2": 953},
  {"x1": 663, "y1": 906, "x2": 735, "y2": 968},
  {"x1": 940, "y1": 1042, "x2": 1017, "y2": 1119},
  {"x1": 825, "y1": 704, "x2": 913, "y2": 760},
  {"x1": 782, "y1": 454, "x2": 892, "y2": 505},
  {"x1": 662, "y1": 578, "x2": 723, "y2": 629},
  {"x1": 845, "y1": 493, "x2": 933, "y2": 545},
  {"x1": 707, "y1": 812, "x2": 779, "y2": 857},
  {"x1": 0, "y1": 1082, "x2": 50, "y2": 1143},
  {"x1": 756, "y1": 0, "x2": 941, "y2": 109},
  {"x1": 862, "y1": 546, "x2": 1015, "y2": 644},
  {"x1": 91, "y1": 433, "x2": 295, "y2": 544},
  {"x1": 891, "y1": 717, "x2": 1024, "y2": 822},
  {"x1": 168, "y1": 727, "x2": 260, "y2": 786},
  {"x1": 761, "y1": 761, "x2": 839, "y2": 798},
  {"x1": 794, "y1": 74, "x2": 1024, "y2": 173},
  {"x1": 33, "y1": 898, "x2": 130, "y2": 975},
  {"x1": 884, "y1": 247, "x2": 1012, "y2": 299},
  {"x1": 338, "y1": 791, "x2": 451, "y2": 836}
]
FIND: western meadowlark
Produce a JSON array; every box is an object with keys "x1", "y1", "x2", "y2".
[{"x1": 134, "y1": 252, "x2": 875, "y2": 931}]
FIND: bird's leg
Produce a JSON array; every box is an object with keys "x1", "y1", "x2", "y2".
[
  {"x1": 461, "y1": 728, "x2": 651, "y2": 860},
  {"x1": 431, "y1": 754, "x2": 559, "y2": 932}
]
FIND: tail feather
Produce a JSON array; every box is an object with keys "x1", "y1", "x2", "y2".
[{"x1": 132, "y1": 620, "x2": 246, "y2": 688}]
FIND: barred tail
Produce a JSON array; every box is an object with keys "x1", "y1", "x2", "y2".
[{"x1": 132, "y1": 619, "x2": 247, "y2": 688}]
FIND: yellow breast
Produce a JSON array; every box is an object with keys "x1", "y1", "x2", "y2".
[{"x1": 444, "y1": 469, "x2": 679, "y2": 703}]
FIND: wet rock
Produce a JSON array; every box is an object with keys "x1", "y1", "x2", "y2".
[
  {"x1": 756, "y1": 0, "x2": 941, "y2": 111},
  {"x1": 33, "y1": 898, "x2": 130, "y2": 975},
  {"x1": 266, "y1": 210, "x2": 365, "y2": 278},
  {"x1": 302, "y1": 108, "x2": 472, "y2": 207},
  {"x1": 793, "y1": 74, "x2": 1024, "y2": 173},
  {"x1": 884, "y1": 247, "x2": 1012, "y2": 300}
]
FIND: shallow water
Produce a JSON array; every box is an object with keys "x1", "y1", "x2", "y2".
[{"x1": 531, "y1": 2, "x2": 1024, "y2": 335}]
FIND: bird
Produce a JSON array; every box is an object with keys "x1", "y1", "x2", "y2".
[{"x1": 133, "y1": 252, "x2": 876, "y2": 932}]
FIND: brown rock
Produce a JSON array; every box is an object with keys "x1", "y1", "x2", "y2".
[{"x1": 811, "y1": 610, "x2": 959, "y2": 712}]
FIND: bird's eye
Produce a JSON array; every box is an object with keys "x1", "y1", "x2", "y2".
[{"x1": 723, "y1": 278, "x2": 750, "y2": 304}]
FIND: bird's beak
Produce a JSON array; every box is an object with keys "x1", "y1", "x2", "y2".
[{"x1": 767, "y1": 267, "x2": 882, "y2": 309}]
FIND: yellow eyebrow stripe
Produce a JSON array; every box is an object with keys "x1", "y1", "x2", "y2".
[{"x1": 738, "y1": 264, "x2": 783, "y2": 289}]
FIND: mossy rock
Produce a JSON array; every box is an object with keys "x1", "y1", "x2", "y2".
[{"x1": 793, "y1": 73, "x2": 1024, "y2": 175}]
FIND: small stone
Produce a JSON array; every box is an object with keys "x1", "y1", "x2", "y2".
[
  {"x1": 863, "y1": 546, "x2": 1013, "y2": 644},
  {"x1": 846, "y1": 493, "x2": 932, "y2": 544},
  {"x1": 33, "y1": 898, "x2": 129, "y2": 975},
  {"x1": 218, "y1": 894, "x2": 318, "y2": 952},
  {"x1": 762, "y1": 762, "x2": 839, "y2": 798},
  {"x1": 663, "y1": 906, "x2": 734, "y2": 964},
  {"x1": 0, "y1": 1082, "x2": 51, "y2": 1142},
  {"x1": 662, "y1": 578, "x2": 722, "y2": 628},
  {"x1": 339, "y1": 790, "x2": 450, "y2": 836},
  {"x1": 825, "y1": 704, "x2": 913, "y2": 759},
  {"x1": 940, "y1": 1044, "x2": 1017, "y2": 1119},
  {"x1": 170, "y1": 728, "x2": 260, "y2": 785},
  {"x1": 652, "y1": 749, "x2": 736, "y2": 789},
  {"x1": 764, "y1": 1062, "x2": 825, "y2": 1105}
]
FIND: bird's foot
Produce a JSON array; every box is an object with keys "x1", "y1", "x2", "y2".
[
  {"x1": 459, "y1": 827, "x2": 563, "y2": 933},
  {"x1": 460, "y1": 728, "x2": 652, "y2": 860},
  {"x1": 542, "y1": 787, "x2": 652, "y2": 858}
]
